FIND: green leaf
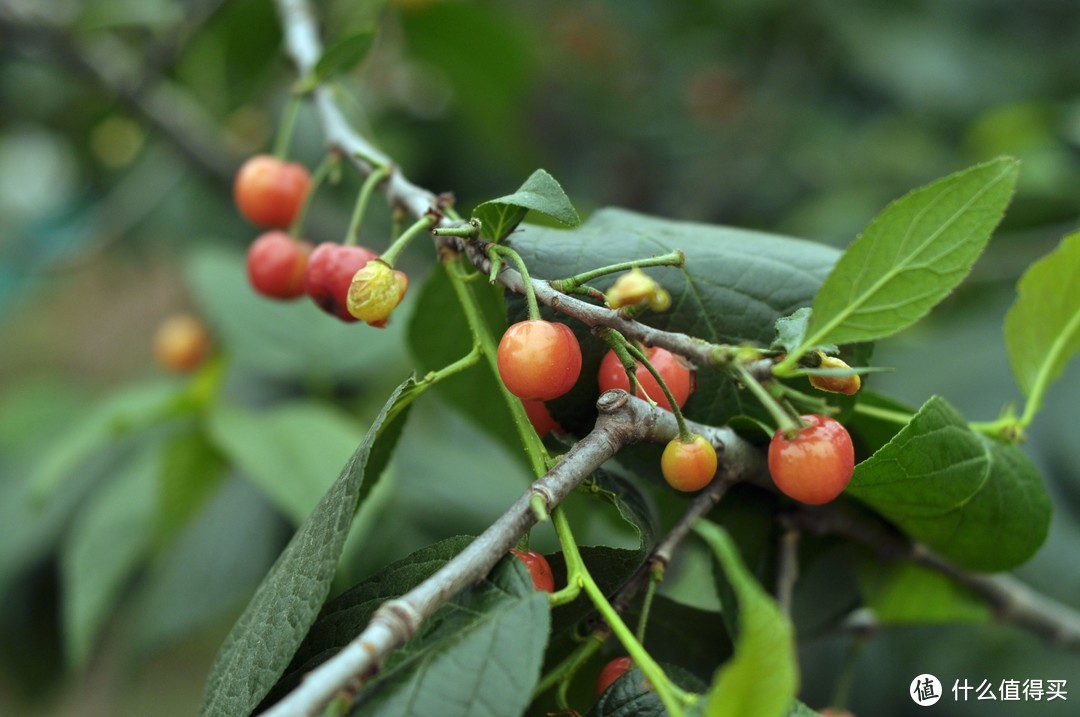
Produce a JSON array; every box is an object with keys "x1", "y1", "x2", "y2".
[
  {"x1": 348, "y1": 558, "x2": 550, "y2": 717},
  {"x1": 846, "y1": 390, "x2": 917, "y2": 456},
  {"x1": 797, "y1": 157, "x2": 1019, "y2": 352},
  {"x1": 30, "y1": 380, "x2": 177, "y2": 503},
  {"x1": 590, "y1": 469, "x2": 659, "y2": 552},
  {"x1": 1004, "y1": 230, "x2": 1080, "y2": 402},
  {"x1": 187, "y1": 248, "x2": 408, "y2": 381},
  {"x1": 407, "y1": 267, "x2": 521, "y2": 457},
  {"x1": 261, "y1": 536, "x2": 473, "y2": 707},
  {"x1": 207, "y1": 401, "x2": 364, "y2": 523},
  {"x1": 473, "y1": 169, "x2": 580, "y2": 242},
  {"x1": 509, "y1": 208, "x2": 840, "y2": 428},
  {"x1": 855, "y1": 560, "x2": 990, "y2": 625},
  {"x1": 620, "y1": 596, "x2": 732, "y2": 685},
  {"x1": 306, "y1": 29, "x2": 376, "y2": 88},
  {"x1": 772, "y1": 307, "x2": 813, "y2": 354},
  {"x1": 61, "y1": 443, "x2": 159, "y2": 668},
  {"x1": 785, "y1": 701, "x2": 824, "y2": 717},
  {"x1": 199, "y1": 377, "x2": 420, "y2": 717},
  {"x1": 133, "y1": 477, "x2": 285, "y2": 655},
  {"x1": 157, "y1": 425, "x2": 226, "y2": 544},
  {"x1": 695, "y1": 521, "x2": 798, "y2": 717},
  {"x1": 548, "y1": 547, "x2": 644, "y2": 635},
  {"x1": 847, "y1": 396, "x2": 1051, "y2": 571}
]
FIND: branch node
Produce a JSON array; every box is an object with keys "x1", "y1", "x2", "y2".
[
  {"x1": 597, "y1": 389, "x2": 630, "y2": 414},
  {"x1": 372, "y1": 598, "x2": 424, "y2": 644}
]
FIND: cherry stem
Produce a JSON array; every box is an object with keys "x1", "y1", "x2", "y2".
[
  {"x1": 606, "y1": 336, "x2": 647, "y2": 404},
  {"x1": 529, "y1": 493, "x2": 550, "y2": 523},
  {"x1": 620, "y1": 337, "x2": 692, "y2": 443},
  {"x1": 532, "y1": 634, "x2": 605, "y2": 703},
  {"x1": 489, "y1": 244, "x2": 540, "y2": 321},
  {"x1": 381, "y1": 213, "x2": 435, "y2": 267},
  {"x1": 735, "y1": 363, "x2": 803, "y2": 436},
  {"x1": 272, "y1": 93, "x2": 303, "y2": 159},
  {"x1": 581, "y1": 568, "x2": 694, "y2": 717},
  {"x1": 287, "y1": 152, "x2": 336, "y2": 237},
  {"x1": 771, "y1": 381, "x2": 836, "y2": 415},
  {"x1": 851, "y1": 403, "x2": 912, "y2": 425},
  {"x1": 446, "y1": 258, "x2": 548, "y2": 478},
  {"x1": 829, "y1": 635, "x2": 868, "y2": 712},
  {"x1": 344, "y1": 163, "x2": 391, "y2": 247},
  {"x1": 550, "y1": 250, "x2": 684, "y2": 293},
  {"x1": 551, "y1": 505, "x2": 693, "y2": 716},
  {"x1": 419, "y1": 344, "x2": 481, "y2": 388}
]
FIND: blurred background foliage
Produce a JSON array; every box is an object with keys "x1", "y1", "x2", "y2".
[{"x1": 1, "y1": 0, "x2": 1079, "y2": 715}]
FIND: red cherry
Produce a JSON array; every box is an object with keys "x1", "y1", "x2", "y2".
[
  {"x1": 596, "y1": 657, "x2": 633, "y2": 697},
  {"x1": 510, "y1": 549, "x2": 555, "y2": 593},
  {"x1": 522, "y1": 399, "x2": 564, "y2": 438},
  {"x1": 234, "y1": 155, "x2": 311, "y2": 229},
  {"x1": 496, "y1": 320, "x2": 582, "y2": 401},
  {"x1": 597, "y1": 346, "x2": 694, "y2": 411},
  {"x1": 302, "y1": 243, "x2": 379, "y2": 322},
  {"x1": 768, "y1": 414, "x2": 855, "y2": 505},
  {"x1": 246, "y1": 231, "x2": 312, "y2": 299},
  {"x1": 660, "y1": 434, "x2": 718, "y2": 492}
]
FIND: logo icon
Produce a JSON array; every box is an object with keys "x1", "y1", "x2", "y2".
[{"x1": 911, "y1": 674, "x2": 943, "y2": 706}]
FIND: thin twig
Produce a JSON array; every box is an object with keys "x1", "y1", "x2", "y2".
[
  {"x1": 776, "y1": 524, "x2": 800, "y2": 617},
  {"x1": 789, "y1": 504, "x2": 1080, "y2": 650},
  {"x1": 611, "y1": 472, "x2": 748, "y2": 615}
]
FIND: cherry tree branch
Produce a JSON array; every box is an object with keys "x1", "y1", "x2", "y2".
[
  {"x1": 789, "y1": 504, "x2": 1080, "y2": 650},
  {"x1": 269, "y1": 4, "x2": 1080, "y2": 714},
  {"x1": 261, "y1": 391, "x2": 751, "y2": 717},
  {"x1": 275, "y1": 0, "x2": 443, "y2": 224},
  {"x1": 611, "y1": 473, "x2": 745, "y2": 615},
  {"x1": 273, "y1": 0, "x2": 742, "y2": 375}
]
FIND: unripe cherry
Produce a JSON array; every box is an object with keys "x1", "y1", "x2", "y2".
[
  {"x1": 661, "y1": 434, "x2": 717, "y2": 492},
  {"x1": 153, "y1": 313, "x2": 211, "y2": 374},
  {"x1": 346, "y1": 259, "x2": 408, "y2": 327}
]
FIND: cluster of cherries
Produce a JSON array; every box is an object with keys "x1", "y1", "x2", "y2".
[
  {"x1": 235, "y1": 155, "x2": 407, "y2": 327},
  {"x1": 494, "y1": 278, "x2": 856, "y2": 506},
  {"x1": 236, "y1": 154, "x2": 859, "y2": 711}
]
